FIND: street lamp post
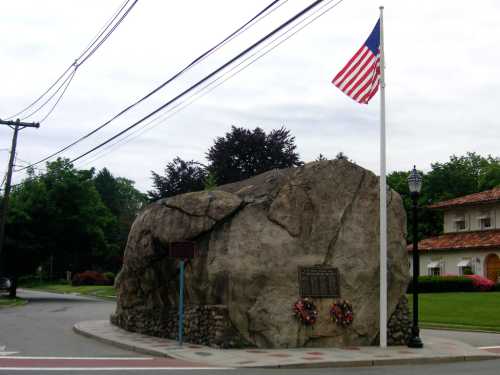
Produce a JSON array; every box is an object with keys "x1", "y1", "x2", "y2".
[{"x1": 407, "y1": 165, "x2": 424, "y2": 348}]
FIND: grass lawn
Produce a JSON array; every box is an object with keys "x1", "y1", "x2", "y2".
[
  {"x1": 409, "y1": 292, "x2": 500, "y2": 332},
  {"x1": 21, "y1": 281, "x2": 116, "y2": 299},
  {"x1": 0, "y1": 295, "x2": 27, "y2": 308}
]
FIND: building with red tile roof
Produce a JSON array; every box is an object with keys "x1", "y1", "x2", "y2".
[{"x1": 408, "y1": 187, "x2": 500, "y2": 282}]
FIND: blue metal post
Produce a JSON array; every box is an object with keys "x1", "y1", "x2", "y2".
[{"x1": 178, "y1": 259, "x2": 185, "y2": 346}]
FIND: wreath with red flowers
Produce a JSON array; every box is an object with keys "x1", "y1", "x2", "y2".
[
  {"x1": 330, "y1": 300, "x2": 353, "y2": 326},
  {"x1": 293, "y1": 298, "x2": 318, "y2": 326}
]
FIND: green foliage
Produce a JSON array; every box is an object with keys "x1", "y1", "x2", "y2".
[
  {"x1": 103, "y1": 271, "x2": 116, "y2": 283},
  {"x1": 4, "y1": 159, "x2": 145, "y2": 284},
  {"x1": 206, "y1": 126, "x2": 302, "y2": 185},
  {"x1": 150, "y1": 126, "x2": 302, "y2": 198},
  {"x1": 203, "y1": 172, "x2": 217, "y2": 191},
  {"x1": 388, "y1": 152, "x2": 500, "y2": 243},
  {"x1": 94, "y1": 168, "x2": 146, "y2": 269},
  {"x1": 6, "y1": 159, "x2": 111, "y2": 278},
  {"x1": 148, "y1": 157, "x2": 206, "y2": 200},
  {"x1": 316, "y1": 153, "x2": 327, "y2": 161}
]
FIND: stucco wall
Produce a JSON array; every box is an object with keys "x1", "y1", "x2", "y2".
[
  {"x1": 444, "y1": 204, "x2": 500, "y2": 233},
  {"x1": 408, "y1": 248, "x2": 500, "y2": 278}
]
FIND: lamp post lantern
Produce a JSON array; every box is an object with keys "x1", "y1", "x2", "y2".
[{"x1": 407, "y1": 165, "x2": 424, "y2": 348}]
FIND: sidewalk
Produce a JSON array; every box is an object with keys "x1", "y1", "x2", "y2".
[{"x1": 74, "y1": 320, "x2": 500, "y2": 369}]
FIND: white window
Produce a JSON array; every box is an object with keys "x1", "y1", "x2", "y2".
[
  {"x1": 453, "y1": 214, "x2": 466, "y2": 231},
  {"x1": 427, "y1": 260, "x2": 443, "y2": 276},
  {"x1": 457, "y1": 258, "x2": 473, "y2": 275},
  {"x1": 479, "y1": 216, "x2": 491, "y2": 230}
]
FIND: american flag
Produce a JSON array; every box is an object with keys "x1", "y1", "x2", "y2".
[{"x1": 332, "y1": 20, "x2": 381, "y2": 104}]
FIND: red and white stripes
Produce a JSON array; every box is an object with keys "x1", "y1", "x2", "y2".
[{"x1": 332, "y1": 45, "x2": 380, "y2": 104}]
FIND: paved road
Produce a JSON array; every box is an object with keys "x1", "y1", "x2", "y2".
[
  {"x1": 0, "y1": 289, "x2": 136, "y2": 357},
  {"x1": 1, "y1": 289, "x2": 500, "y2": 374}
]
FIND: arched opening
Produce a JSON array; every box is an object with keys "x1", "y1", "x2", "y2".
[{"x1": 485, "y1": 253, "x2": 500, "y2": 282}]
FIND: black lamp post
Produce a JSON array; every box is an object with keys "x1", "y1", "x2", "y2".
[{"x1": 407, "y1": 166, "x2": 424, "y2": 348}]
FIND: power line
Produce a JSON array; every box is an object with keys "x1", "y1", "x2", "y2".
[
  {"x1": 77, "y1": 0, "x2": 345, "y2": 167},
  {"x1": 19, "y1": 68, "x2": 78, "y2": 122},
  {"x1": 4, "y1": 0, "x2": 138, "y2": 122},
  {"x1": 17, "y1": 0, "x2": 287, "y2": 172},
  {"x1": 69, "y1": 0, "x2": 330, "y2": 164}
]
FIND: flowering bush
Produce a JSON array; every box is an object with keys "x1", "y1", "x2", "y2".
[
  {"x1": 72, "y1": 271, "x2": 113, "y2": 286},
  {"x1": 464, "y1": 274, "x2": 495, "y2": 291},
  {"x1": 293, "y1": 298, "x2": 318, "y2": 326}
]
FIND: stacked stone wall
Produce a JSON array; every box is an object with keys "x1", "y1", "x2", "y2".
[
  {"x1": 387, "y1": 296, "x2": 412, "y2": 345},
  {"x1": 111, "y1": 304, "x2": 250, "y2": 348}
]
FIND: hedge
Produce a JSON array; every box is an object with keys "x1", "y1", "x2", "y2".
[{"x1": 408, "y1": 276, "x2": 475, "y2": 293}]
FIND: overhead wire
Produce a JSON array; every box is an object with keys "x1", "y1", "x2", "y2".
[
  {"x1": 80, "y1": 0, "x2": 344, "y2": 166},
  {"x1": 70, "y1": 0, "x2": 337, "y2": 165},
  {"x1": 77, "y1": 0, "x2": 345, "y2": 168},
  {"x1": 4, "y1": 0, "x2": 138, "y2": 122},
  {"x1": 16, "y1": 0, "x2": 288, "y2": 172},
  {"x1": 19, "y1": 68, "x2": 78, "y2": 121}
]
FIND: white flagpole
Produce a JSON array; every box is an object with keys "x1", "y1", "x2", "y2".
[{"x1": 379, "y1": 5, "x2": 387, "y2": 349}]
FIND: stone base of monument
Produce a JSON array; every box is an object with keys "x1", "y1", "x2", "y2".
[
  {"x1": 113, "y1": 160, "x2": 412, "y2": 348},
  {"x1": 111, "y1": 304, "x2": 254, "y2": 348}
]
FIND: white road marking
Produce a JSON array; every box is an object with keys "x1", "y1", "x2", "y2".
[
  {"x1": 0, "y1": 356, "x2": 152, "y2": 360},
  {"x1": 478, "y1": 345, "x2": 500, "y2": 349},
  {"x1": 0, "y1": 352, "x2": 19, "y2": 356},
  {"x1": 0, "y1": 367, "x2": 232, "y2": 371},
  {"x1": 0, "y1": 345, "x2": 19, "y2": 356}
]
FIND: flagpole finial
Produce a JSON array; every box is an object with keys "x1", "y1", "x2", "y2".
[{"x1": 379, "y1": 5, "x2": 384, "y2": 10}]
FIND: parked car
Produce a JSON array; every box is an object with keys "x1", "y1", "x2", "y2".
[{"x1": 0, "y1": 277, "x2": 11, "y2": 293}]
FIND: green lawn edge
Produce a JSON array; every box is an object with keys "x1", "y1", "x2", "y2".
[
  {"x1": 408, "y1": 292, "x2": 500, "y2": 333},
  {"x1": 21, "y1": 282, "x2": 116, "y2": 300},
  {"x1": 0, "y1": 296, "x2": 28, "y2": 308}
]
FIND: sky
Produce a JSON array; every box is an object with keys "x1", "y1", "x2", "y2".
[{"x1": 1, "y1": 0, "x2": 500, "y2": 193}]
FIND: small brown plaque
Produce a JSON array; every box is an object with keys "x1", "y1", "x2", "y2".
[
  {"x1": 168, "y1": 241, "x2": 197, "y2": 258},
  {"x1": 298, "y1": 266, "x2": 340, "y2": 298}
]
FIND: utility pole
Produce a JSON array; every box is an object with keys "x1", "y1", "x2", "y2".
[{"x1": 0, "y1": 119, "x2": 39, "y2": 296}]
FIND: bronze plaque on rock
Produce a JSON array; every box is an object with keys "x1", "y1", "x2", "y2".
[{"x1": 298, "y1": 266, "x2": 340, "y2": 298}]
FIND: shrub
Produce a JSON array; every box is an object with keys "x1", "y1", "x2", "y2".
[
  {"x1": 408, "y1": 275, "x2": 496, "y2": 293},
  {"x1": 72, "y1": 271, "x2": 112, "y2": 286},
  {"x1": 408, "y1": 276, "x2": 475, "y2": 293},
  {"x1": 493, "y1": 283, "x2": 500, "y2": 292},
  {"x1": 103, "y1": 272, "x2": 115, "y2": 284},
  {"x1": 464, "y1": 274, "x2": 495, "y2": 291}
]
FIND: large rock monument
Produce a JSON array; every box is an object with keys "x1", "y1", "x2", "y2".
[{"x1": 112, "y1": 160, "x2": 411, "y2": 348}]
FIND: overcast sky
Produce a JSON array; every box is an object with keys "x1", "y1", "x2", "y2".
[{"x1": 1, "y1": 0, "x2": 499, "y2": 193}]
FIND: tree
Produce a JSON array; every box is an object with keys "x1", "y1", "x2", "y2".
[
  {"x1": 148, "y1": 157, "x2": 207, "y2": 200},
  {"x1": 206, "y1": 126, "x2": 302, "y2": 185},
  {"x1": 316, "y1": 153, "x2": 327, "y2": 161},
  {"x1": 388, "y1": 152, "x2": 500, "y2": 244},
  {"x1": 5, "y1": 159, "x2": 114, "y2": 296},
  {"x1": 94, "y1": 168, "x2": 146, "y2": 270}
]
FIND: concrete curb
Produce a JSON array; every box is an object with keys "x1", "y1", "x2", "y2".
[
  {"x1": 261, "y1": 355, "x2": 499, "y2": 369},
  {"x1": 73, "y1": 321, "x2": 500, "y2": 369},
  {"x1": 423, "y1": 326, "x2": 500, "y2": 335},
  {"x1": 73, "y1": 324, "x2": 171, "y2": 358}
]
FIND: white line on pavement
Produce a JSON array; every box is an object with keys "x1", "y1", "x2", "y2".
[
  {"x1": 478, "y1": 346, "x2": 500, "y2": 349},
  {"x1": 0, "y1": 367, "x2": 233, "y2": 371},
  {"x1": 0, "y1": 356, "x2": 153, "y2": 360}
]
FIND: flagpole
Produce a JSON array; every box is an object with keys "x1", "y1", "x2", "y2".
[{"x1": 378, "y1": 5, "x2": 387, "y2": 349}]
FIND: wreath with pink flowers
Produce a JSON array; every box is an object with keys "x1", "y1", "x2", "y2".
[
  {"x1": 293, "y1": 298, "x2": 318, "y2": 326},
  {"x1": 330, "y1": 300, "x2": 353, "y2": 326}
]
